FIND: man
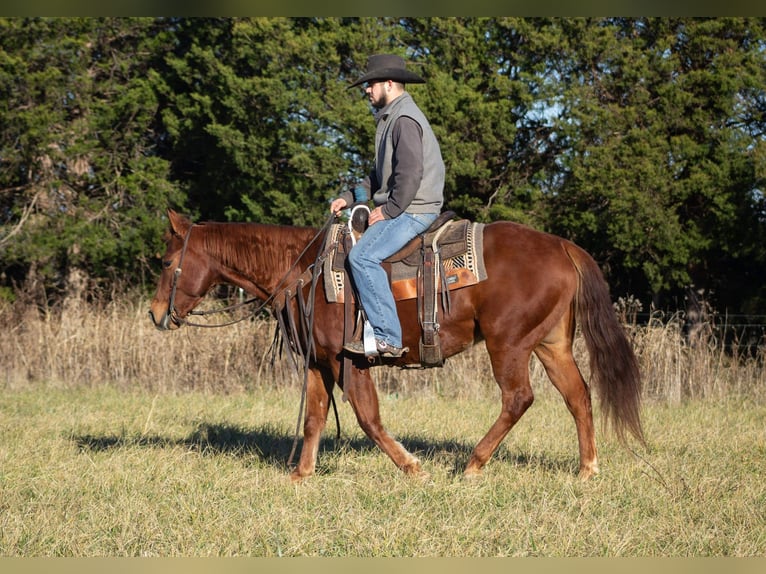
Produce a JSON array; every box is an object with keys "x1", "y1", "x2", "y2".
[{"x1": 330, "y1": 54, "x2": 445, "y2": 358}]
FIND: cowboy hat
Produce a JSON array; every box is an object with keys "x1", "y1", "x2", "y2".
[{"x1": 348, "y1": 54, "x2": 425, "y2": 88}]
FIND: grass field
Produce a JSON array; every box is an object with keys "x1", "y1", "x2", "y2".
[
  {"x1": 1, "y1": 298, "x2": 764, "y2": 556},
  {"x1": 1, "y1": 384, "x2": 764, "y2": 556}
]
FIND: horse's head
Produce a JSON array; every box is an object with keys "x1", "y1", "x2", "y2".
[{"x1": 149, "y1": 210, "x2": 213, "y2": 330}]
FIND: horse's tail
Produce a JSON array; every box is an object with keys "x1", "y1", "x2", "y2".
[{"x1": 565, "y1": 243, "x2": 645, "y2": 446}]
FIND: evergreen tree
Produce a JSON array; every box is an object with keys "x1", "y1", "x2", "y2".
[
  {"x1": 544, "y1": 17, "x2": 766, "y2": 312},
  {"x1": 0, "y1": 17, "x2": 185, "y2": 302}
]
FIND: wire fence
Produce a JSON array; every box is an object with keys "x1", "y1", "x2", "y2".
[{"x1": 628, "y1": 311, "x2": 766, "y2": 357}]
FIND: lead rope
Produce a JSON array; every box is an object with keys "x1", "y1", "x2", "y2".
[{"x1": 287, "y1": 212, "x2": 341, "y2": 470}]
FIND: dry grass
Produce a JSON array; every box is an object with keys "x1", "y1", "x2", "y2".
[
  {"x1": 1, "y1": 296, "x2": 289, "y2": 394},
  {"x1": 629, "y1": 314, "x2": 765, "y2": 403},
  {"x1": 2, "y1": 296, "x2": 764, "y2": 402}
]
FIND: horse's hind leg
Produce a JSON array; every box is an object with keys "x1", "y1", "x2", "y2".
[
  {"x1": 464, "y1": 347, "x2": 535, "y2": 477},
  {"x1": 535, "y1": 317, "x2": 599, "y2": 479},
  {"x1": 291, "y1": 366, "x2": 335, "y2": 482}
]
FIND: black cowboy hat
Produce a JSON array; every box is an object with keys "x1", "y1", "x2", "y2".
[{"x1": 348, "y1": 54, "x2": 425, "y2": 88}]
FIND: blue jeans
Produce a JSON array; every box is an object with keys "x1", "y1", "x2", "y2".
[{"x1": 348, "y1": 212, "x2": 438, "y2": 348}]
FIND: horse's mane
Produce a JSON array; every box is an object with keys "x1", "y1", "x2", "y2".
[{"x1": 195, "y1": 221, "x2": 317, "y2": 279}]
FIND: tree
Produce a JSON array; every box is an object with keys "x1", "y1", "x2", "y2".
[
  {"x1": 156, "y1": 17, "x2": 380, "y2": 226},
  {"x1": 543, "y1": 17, "x2": 766, "y2": 312},
  {"x1": 0, "y1": 17, "x2": 186, "y2": 303}
]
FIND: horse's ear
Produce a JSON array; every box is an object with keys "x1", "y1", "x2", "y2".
[{"x1": 167, "y1": 209, "x2": 191, "y2": 237}]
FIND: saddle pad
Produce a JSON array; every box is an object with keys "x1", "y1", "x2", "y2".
[{"x1": 322, "y1": 220, "x2": 487, "y2": 304}]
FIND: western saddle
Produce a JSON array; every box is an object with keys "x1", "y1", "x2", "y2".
[{"x1": 334, "y1": 208, "x2": 477, "y2": 367}]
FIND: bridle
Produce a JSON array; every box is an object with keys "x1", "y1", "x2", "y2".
[
  {"x1": 163, "y1": 222, "x2": 280, "y2": 329},
  {"x1": 162, "y1": 222, "x2": 194, "y2": 330}
]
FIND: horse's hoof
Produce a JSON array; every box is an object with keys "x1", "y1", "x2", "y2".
[
  {"x1": 407, "y1": 468, "x2": 431, "y2": 481},
  {"x1": 289, "y1": 470, "x2": 310, "y2": 483},
  {"x1": 463, "y1": 467, "x2": 483, "y2": 480},
  {"x1": 401, "y1": 458, "x2": 426, "y2": 477},
  {"x1": 578, "y1": 463, "x2": 600, "y2": 481}
]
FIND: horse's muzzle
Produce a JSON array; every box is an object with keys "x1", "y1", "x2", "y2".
[{"x1": 148, "y1": 309, "x2": 178, "y2": 331}]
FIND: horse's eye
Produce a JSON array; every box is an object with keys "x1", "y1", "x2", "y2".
[{"x1": 163, "y1": 260, "x2": 173, "y2": 269}]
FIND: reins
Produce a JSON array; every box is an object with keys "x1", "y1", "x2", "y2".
[
  {"x1": 169, "y1": 218, "x2": 332, "y2": 329},
  {"x1": 284, "y1": 212, "x2": 339, "y2": 469},
  {"x1": 166, "y1": 213, "x2": 342, "y2": 467}
]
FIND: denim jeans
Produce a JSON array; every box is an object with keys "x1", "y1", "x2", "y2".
[{"x1": 348, "y1": 212, "x2": 438, "y2": 348}]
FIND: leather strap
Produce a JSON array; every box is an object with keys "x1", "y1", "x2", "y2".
[{"x1": 341, "y1": 232, "x2": 355, "y2": 401}]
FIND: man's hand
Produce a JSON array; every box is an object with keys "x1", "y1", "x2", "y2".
[
  {"x1": 330, "y1": 198, "x2": 347, "y2": 216},
  {"x1": 368, "y1": 206, "x2": 385, "y2": 225}
]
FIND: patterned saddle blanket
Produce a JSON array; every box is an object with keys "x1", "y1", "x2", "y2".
[{"x1": 322, "y1": 215, "x2": 487, "y2": 304}]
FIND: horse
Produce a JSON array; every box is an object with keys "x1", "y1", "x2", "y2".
[{"x1": 149, "y1": 209, "x2": 644, "y2": 481}]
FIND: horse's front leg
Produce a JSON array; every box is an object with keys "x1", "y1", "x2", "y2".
[
  {"x1": 290, "y1": 365, "x2": 334, "y2": 482},
  {"x1": 344, "y1": 365, "x2": 424, "y2": 476}
]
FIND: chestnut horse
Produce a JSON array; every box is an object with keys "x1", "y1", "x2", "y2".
[{"x1": 149, "y1": 209, "x2": 644, "y2": 481}]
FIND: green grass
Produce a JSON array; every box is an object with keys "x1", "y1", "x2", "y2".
[{"x1": 1, "y1": 385, "x2": 763, "y2": 556}]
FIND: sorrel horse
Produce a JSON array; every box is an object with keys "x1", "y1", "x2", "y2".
[{"x1": 149, "y1": 209, "x2": 644, "y2": 481}]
